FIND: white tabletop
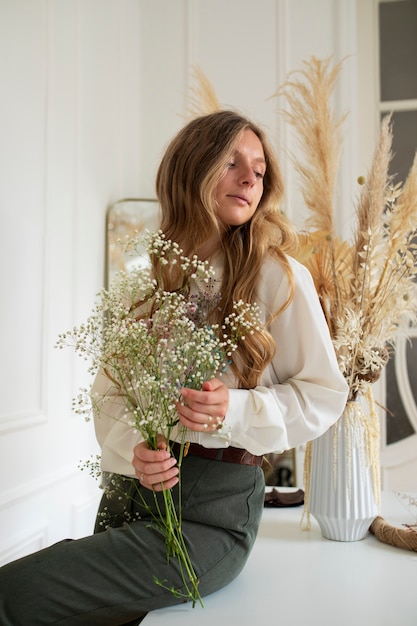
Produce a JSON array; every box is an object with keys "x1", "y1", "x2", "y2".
[{"x1": 143, "y1": 490, "x2": 417, "y2": 625}]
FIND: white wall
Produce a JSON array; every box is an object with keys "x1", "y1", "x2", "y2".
[
  {"x1": 1, "y1": 0, "x2": 372, "y2": 564},
  {"x1": 137, "y1": 0, "x2": 360, "y2": 239},
  {"x1": 0, "y1": 0, "x2": 142, "y2": 563}
]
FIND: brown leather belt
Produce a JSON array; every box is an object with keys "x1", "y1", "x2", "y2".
[{"x1": 170, "y1": 441, "x2": 263, "y2": 467}]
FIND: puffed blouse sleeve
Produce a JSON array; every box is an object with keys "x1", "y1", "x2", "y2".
[
  {"x1": 224, "y1": 256, "x2": 349, "y2": 456},
  {"x1": 92, "y1": 368, "x2": 145, "y2": 475}
]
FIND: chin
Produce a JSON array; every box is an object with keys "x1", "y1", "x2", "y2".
[{"x1": 219, "y1": 214, "x2": 253, "y2": 228}]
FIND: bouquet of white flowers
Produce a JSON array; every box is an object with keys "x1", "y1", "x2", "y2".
[{"x1": 56, "y1": 230, "x2": 261, "y2": 607}]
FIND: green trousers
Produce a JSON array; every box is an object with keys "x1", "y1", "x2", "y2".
[{"x1": 0, "y1": 455, "x2": 264, "y2": 625}]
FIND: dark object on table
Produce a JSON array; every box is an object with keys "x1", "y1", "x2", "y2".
[{"x1": 264, "y1": 488, "x2": 304, "y2": 507}]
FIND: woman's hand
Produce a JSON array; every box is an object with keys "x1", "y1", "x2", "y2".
[
  {"x1": 132, "y1": 379, "x2": 228, "y2": 489},
  {"x1": 176, "y1": 378, "x2": 229, "y2": 432},
  {"x1": 132, "y1": 434, "x2": 179, "y2": 491}
]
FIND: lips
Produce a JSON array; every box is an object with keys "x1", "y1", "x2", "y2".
[{"x1": 229, "y1": 194, "x2": 249, "y2": 204}]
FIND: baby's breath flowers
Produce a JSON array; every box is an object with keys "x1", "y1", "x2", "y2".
[{"x1": 56, "y1": 230, "x2": 261, "y2": 607}]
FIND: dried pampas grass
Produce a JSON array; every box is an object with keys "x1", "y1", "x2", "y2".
[
  {"x1": 275, "y1": 57, "x2": 417, "y2": 538},
  {"x1": 274, "y1": 56, "x2": 417, "y2": 401},
  {"x1": 271, "y1": 56, "x2": 347, "y2": 234},
  {"x1": 186, "y1": 66, "x2": 222, "y2": 119}
]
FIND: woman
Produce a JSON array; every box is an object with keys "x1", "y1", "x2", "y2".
[{"x1": 0, "y1": 110, "x2": 348, "y2": 625}]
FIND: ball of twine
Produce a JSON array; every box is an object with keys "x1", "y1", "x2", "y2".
[{"x1": 370, "y1": 516, "x2": 417, "y2": 552}]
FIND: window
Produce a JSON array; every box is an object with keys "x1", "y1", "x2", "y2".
[{"x1": 379, "y1": 0, "x2": 417, "y2": 444}]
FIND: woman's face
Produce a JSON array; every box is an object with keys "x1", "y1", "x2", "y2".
[{"x1": 214, "y1": 129, "x2": 266, "y2": 227}]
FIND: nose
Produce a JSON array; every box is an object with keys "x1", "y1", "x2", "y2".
[{"x1": 239, "y1": 165, "x2": 257, "y2": 186}]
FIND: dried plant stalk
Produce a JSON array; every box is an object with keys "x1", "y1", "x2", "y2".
[
  {"x1": 186, "y1": 66, "x2": 222, "y2": 119},
  {"x1": 351, "y1": 114, "x2": 393, "y2": 284},
  {"x1": 272, "y1": 56, "x2": 347, "y2": 233},
  {"x1": 388, "y1": 152, "x2": 417, "y2": 249}
]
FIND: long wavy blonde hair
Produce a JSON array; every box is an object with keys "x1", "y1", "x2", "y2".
[{"x1": 155, "y1": 110, "x2": 298, "y2": 388}]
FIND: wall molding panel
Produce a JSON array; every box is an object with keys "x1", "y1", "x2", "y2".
[
  {"x1": 0, "y1": 466, "x2": 79, "y2": 511},
  {"x1": 0, "y1": 527, "x2": 48, "y2": 567},
  {"x1": 0, "y1": 0, "x2": 141, "y2": 562},
  {"x1": 0, "y1": 411, "x2": 48, "y2": 435}
]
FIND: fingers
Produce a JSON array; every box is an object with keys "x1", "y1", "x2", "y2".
[
  {"x1": 176, "y1": 407, "x2": 224, "y2": 432},
  {"x1": 181, "y1": 378, "x2": 229, "y2": 411},
  {"x1": 177, "y1": 378, "x2": 228, "y2": 432},
  {"x1": 139, "y1": 470, "x2": 179, "y2": 492},
  {"x1": 201, "y1": 379, "x2": 223, "y2": 392},
  {"x1": 132, "y1": 440, "x2": 179, "y2": 491},
  {"x1": 147, "y1": 475, "x2": 179, "y2": 492},
  {"x1": 205, "y1": 415, "x2": 224, "y2": 429}
]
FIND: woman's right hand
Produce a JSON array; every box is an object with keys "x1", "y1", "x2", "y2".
[{"x1": 132, "y1": 435, "x2": 179, "y2": 491}]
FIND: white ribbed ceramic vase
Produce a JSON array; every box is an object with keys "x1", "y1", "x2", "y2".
[{"x1": 308, "y1": 401, "x2": 380, "y2": 541}]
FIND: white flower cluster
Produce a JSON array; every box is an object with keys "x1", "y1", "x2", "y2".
[{"x1": 56, "y1": 230, "x2": 261, "y2": 443}]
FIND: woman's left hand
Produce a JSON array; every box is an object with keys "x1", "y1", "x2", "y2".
[
  {"x1": 176, "y1": 378, "x2": 229, "y2": 432},
  {"x1": 132, "y1": 435, "x2": 179, "y2": 491}
]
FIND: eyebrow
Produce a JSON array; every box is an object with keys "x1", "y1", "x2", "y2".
[{"x1": 232, "y1": 151, "x2": 266, "y2": 166}]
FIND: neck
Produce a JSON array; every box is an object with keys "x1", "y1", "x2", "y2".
[{"x1": 196, "y1": 236, "x2": 221, "y2": 261}]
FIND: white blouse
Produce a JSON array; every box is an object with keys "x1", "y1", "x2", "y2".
[{"x1": 92, "y1": 254, "x2": 349, "y2": 477}]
